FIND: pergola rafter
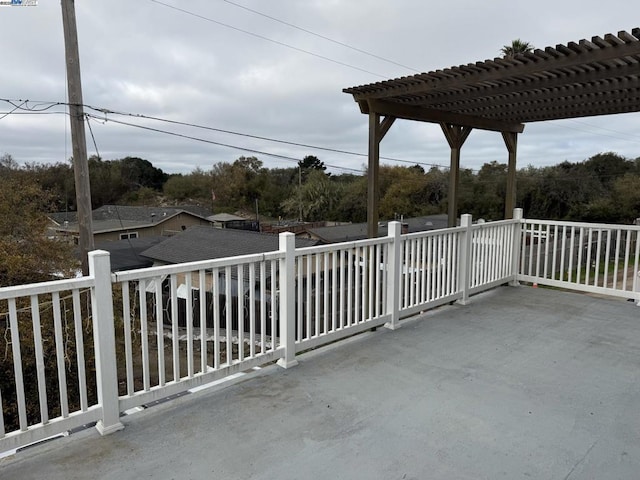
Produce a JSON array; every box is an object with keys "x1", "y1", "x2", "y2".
[{"x1": 344, "y1": 28, "x2": 640, "y2": 233}]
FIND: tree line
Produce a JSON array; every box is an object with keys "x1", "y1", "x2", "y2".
[{"x1": 3, "y1": 151, "x2": 640, "y2": 230}]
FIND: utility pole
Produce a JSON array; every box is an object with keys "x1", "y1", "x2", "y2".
[{"x1": 61, "y1": 0, "x2": 94, "y2": 275}]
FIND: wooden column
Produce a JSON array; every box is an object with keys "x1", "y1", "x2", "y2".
[
  {"x1": 441, "y1": 124, "x2": 472, "y2": 227},
  {"x1": 502, "y1": 131, "x2": 518, "y2": 219},
  {"x1": 367, "y1": 111, "x2": 395, "y2": 238}
]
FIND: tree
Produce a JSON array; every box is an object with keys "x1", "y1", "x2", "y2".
[
  {"x1": 298, "y1": 155, "x2": 326, "y2": 172},
  {"x1": 281, "y1": 170, "x2": 342, "y2": 221},
  {"x1": 0, "y1": 170, "x2": 76, "y2": 286},
  {"x1": 0, "y1": 169, "x2": 89, "y2": 432},
  {"x1": 163, "y1": 169, "x2": 212, "y2": 203},
  {"x1": 0, "y1": 153, "x2": 19, "y2": 170},
  {"x1": 119, "y1": 156, "x2": 168, "y2": 191},
  {"x1": 210, "y1": 157, "x2": 266, "y2": 210},
  {"x1": 501, "y1": 39, "x2": 534, "y2": 57}
]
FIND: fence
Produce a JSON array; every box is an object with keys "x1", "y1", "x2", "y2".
[
  {"x1": 0, "y1": 252, "x2": 122, "y2": 454},
  {"x1": 518, "y1": 218, "x2": 640, "y2": 301},
  {"x1": 0, "y1": 210, "x2": 563, "y2": 454}
]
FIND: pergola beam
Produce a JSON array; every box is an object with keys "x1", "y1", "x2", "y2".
[
  {"x1": 350, "y1": 36, "x2": 640, "y2": 102},
  {"x1": 365, "y1": 99, "x2": 524, "y2": 133}
]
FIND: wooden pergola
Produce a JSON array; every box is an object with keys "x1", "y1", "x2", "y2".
[{"x1": 343, "y1": 28, "x2": 640, "y2": 235}]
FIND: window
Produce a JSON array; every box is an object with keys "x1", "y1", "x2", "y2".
[{"x1": 119, "y1": 232, "x2": 138, "y2": 240}]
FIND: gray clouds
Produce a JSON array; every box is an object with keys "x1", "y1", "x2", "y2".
[{"x1": 0, "y1": 0, "x2": 639, "y2": 174}]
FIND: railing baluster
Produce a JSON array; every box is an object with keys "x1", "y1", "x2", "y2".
[
  {"x1": 238, "y1": 264, "x2": 244, "y2": 362},
  {"x1": 121, "y1": 282, "x2": 134, "y2": 396},
  {"x1": 603, "y1": 230, "x2": 611, "y2": 288},
  {"x1": 249, "y1": 263, "x2": 256, "y2": 358},
  {"x1": 613, "y1": 230, "x2": 621, "y2": 290},
  {"x1": 213, "y1": 267, "x2": 220, "y2": 368},
  {"x1": 367, "y1": 246, "x2": 374, "y2": 320},
  {"x1": 186, "y1": 273, "x2": 194, "y2": 378},
  {"x1": 323, "y1": 252, "x2": 330, "y2": 332},
  {"x1": 270, "y1": 259, "x2": 278, "y2": 351},
  {"x1": 260, "y1": 263, "x2": 267, "y2": 354},
  {"x1": 72, "y1": 289, "x2": 88, "y2": 411},
  {"x1": 426, "y1": 236, "x2": 433, "y2": 300},
  {"x1": 224, "y1": 266, "x2": 232, "y2": 365},
  {"x1": 306, "y1": 254, "x2": 312, "y2": 338},
  {"x1": 155, "y1": 277, "x2": 165, "y2": 387},
  {"x1": 139, "y1": 279, "x2": 150, "y2": 391},
  {"x1": 353, "y1": 248, "x2": 359, "y2": 323},
  {"x1": 30, "y1": 295, "x2": 48, "y2": 424},
  {"x1": 633, "y1": 231, "x2": 640, "y2": 294},
  {"x1": 170, "y1": 274, "x2": 179, "y2": 382},
  {"x1": 623, "y1": 231, "x2": 631, "y2": 291},
  {"x1": 297, "y1": 257, "x2": 303, "y2": 340},
  {"x1": 8, "y1": 298, "x2": 27, "y2": 430},
  {"x1": 585, "y1": 229, "x2": 594, "y2": 286},
  {"x1": 594, "y1": 230, "x2": 603, "y2": 287},
  {"x1": 315, "y1": 253, "x2": 321, "y2": 332},
  {"x1": 551, "y1": 225, "x2": 559, "y2": 281},
  {"x1": 199, "y1": 270, "x2": 207, "y2": 374},
  {"x1": 52, "y1": 292, "x2": 69, "y2": 418}
]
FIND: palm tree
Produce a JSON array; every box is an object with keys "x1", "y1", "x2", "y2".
[{"x1": 501, "y1": 39, "x2": 534, "y2": 57}]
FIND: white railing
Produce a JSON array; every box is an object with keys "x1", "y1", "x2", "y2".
[
  {"x1": 15, "y1": 210, "x2": 622, "y2": 455},
  {"x1": 518, "y1": 218, "x2": 640, "y2": 301},
  {"x1": 399, "y1": 226, "x2": 465, "y2": 316},
  {"x1": 293, "y1": 236, "x2": 393, "y2": 351},
  {"x1": 0, "y1": 252, "x2": 122, "y2": 454},
  {"x1": 111, "y1": 249, "x2": 285, "y2": 412},
  {"x1": 469, "y1": 218, "x2": 518, "y2": 294}
]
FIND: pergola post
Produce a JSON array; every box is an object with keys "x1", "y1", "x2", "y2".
[
  {"x1": 502, "y1": 131, "x2": 518, "y2": 219},
  {"x1": 367, "y1": 109, "x2": 395, "y2": 238},
  {"x1": 441, "y1": 124, "x2": 472, "y2": 227}
]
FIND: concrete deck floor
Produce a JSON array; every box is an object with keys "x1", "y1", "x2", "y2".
[{"x1": 2, "y1": 286, "x2": 640, "y2": 479}]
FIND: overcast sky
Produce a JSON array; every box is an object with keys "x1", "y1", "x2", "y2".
[{"x1": 1, "y1": 0, "x2": 639, "y2": 175}]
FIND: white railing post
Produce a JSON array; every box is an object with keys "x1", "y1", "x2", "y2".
[
  {"x1": 277, "y1": 232, "x2": 299, "y2": 368},
  {"x1": 89, "y1": 250, "x2": 124, "y2": 436},
  {"x1": 458, "y1": 214, "x2": 473, "y2": 305},
  {"x1": 385, "y1": 221, "x2": 402, "y2": 330},
  {"x1": 510, "y1": 208, "x2": 524, "y2": 286}
]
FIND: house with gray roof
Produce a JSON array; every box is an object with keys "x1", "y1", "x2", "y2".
[
  {"x1": 305, "y1": 214, "x2": 448, "y2": 244},
  {"x1": 95, "y1": 236, "x2": 166, "y2": 271},
  {"x1": 48, "y1": 205, "x2": 213, "y2": 243},
  {"x1": 141, "y1": 225, "x2": 318, "y2": 265}
]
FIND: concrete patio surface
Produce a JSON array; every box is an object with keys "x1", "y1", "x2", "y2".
[{"x1": 2, "y1": 286, "x2": 639, "y2": 479}]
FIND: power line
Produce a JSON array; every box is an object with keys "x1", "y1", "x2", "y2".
[
  {"x1": 148, "y1": 0, "x2": 388, "y2": 79},
  {"x1": 84, "y1": 104, "x2": 452, "y2": 170},
  {"x1": 218, "y1": 0, "x2": 419, "y2": 73},
  {"x1": 85, "y1": 112, "x2": 365, "y2": 174},
  {"x1": 561, "y1": 119, "x2": 640, "y2": 144},
  {"x1": 3, "y1": 98, "x2": 638, "y2": 177},
  {"x1": 3, "y1": 98, "x2": 437, "y2": 171}
]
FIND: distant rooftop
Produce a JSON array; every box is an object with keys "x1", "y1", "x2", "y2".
[
  {"x1": 95, "y1": 236, "x2": 166, "y2": 271},
  {"x1": 49, "y1": 205, "x2": 213, "y2": 232},
  {"x1": 141, "y1": 225, "x2": 318, "y2": 264},
  {"x1": 308, "y1": 214, "x2": 448, "y2": 243},
  {"x1": 49, "y1": 205, "x2": 211, "y2": 223}
]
